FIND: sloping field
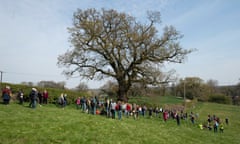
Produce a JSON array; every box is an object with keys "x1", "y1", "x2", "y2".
[{"x1": 0, "y1": 102, "x2": 239, "y2": 144}]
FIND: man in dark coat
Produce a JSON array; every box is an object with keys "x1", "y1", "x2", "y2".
[{"x1": 29, "y1": 88, "x2": 38, "y2": 108}]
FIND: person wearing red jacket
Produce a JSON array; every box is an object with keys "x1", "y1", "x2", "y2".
[
  {"x1": 2, "y1": 86, "x2": 11, "y2": 105},
  {"x1": 42, "y1": 89, "x2": 49, "y2": 104},
  {"x1": 126, "y1": 103, "x2": 131, "y2": 118},
  {"x1": 163, "y1": 110, "x2": 168, "y2": 122}
]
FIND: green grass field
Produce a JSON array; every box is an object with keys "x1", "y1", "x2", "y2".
[{"x1": 0, "y1": 101, "x2": 239, "y2": 144}]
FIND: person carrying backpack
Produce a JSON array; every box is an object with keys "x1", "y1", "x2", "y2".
[{"x1": 2, "y1": 86, "x2": 11, "y2": 105}]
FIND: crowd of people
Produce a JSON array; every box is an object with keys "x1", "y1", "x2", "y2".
[
  {"x1": 1, "y1": 85, "x2": 229, "y2": 133},
  {"x1": 1, "y1": 86, "x2": 49, "y2": 108},
  {"x1": 74, "y1": 96, "x2": 229, "y2": 133},
  {"x1": 199, "y1": 114, "x2": 228, "y2": 133},
  {"x1": 26, "y1": 88, "x2": 50, "y2": 108},
  {"x1": 75, "y1": 96, "x2": 99, "y2": 114}
]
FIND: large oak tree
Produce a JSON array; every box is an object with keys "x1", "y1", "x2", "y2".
[{"x1": 58, "y1": 8, "x2": 193, "y2": 101}]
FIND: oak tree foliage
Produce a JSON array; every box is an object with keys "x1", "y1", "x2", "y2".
[{"x1": 58, "y1": 8, "x2": 193, "y2": 101}]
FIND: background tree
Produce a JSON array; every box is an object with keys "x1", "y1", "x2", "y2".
[
  {"x1": 206, "y1": 79, "x2": 218, "y2": 95},
  {"x1": 128, "y1": 83, "x2": 147, "y2": 97},
  {"x1": 58, "y1": 8, "x2": 193, "y2": 101},
  {"x1": 169, "y1": 82, "x2": 177, "y2": 97},
  {"x1": 37, "y1": 81, "x2": 66, "y2": 89},
  {"x1": 232, "y1": 82, "x2": 240, "y2": 105},
  {"x1": 234, "y1": 82, "x2": 240, "y2": 96},
  {"x1": 21, "y1": 81, "x2": 34, "y2": 87},
  {"x1": 177, "y1": 77, "x2": 204, "y2": 100},
  {"x1": 99, "y1": 80, "x2": 118, "y2": 98},
  {"x1": 75, "y1": 82, "x2": 89, "y2": 92}
]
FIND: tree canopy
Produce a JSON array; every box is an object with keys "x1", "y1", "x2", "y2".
[{"x1": 58, "y1": 8, "x2": 193, "y2": 101}]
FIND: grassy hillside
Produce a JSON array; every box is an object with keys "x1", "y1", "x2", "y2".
[
  {"x1": 0, "y1": 102, "x2": 239, "y2": 144},
  {"x1": 128, "y1": 95, "x2": 183, "y2": 106},
  {"x1": 1, "y1": 83, "x2": 89, "y2": 104}
]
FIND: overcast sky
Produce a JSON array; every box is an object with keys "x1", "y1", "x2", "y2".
[{"x1": 0, "y1": 0, "x2": 240, "y2": 89}]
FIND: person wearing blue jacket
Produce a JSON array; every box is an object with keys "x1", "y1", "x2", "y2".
[{"x1": 29, "y1": 88, "x2": 38, "y2": 109}]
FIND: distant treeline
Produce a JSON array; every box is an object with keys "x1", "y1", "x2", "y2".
[{"x1": 1, "y1": 78, "x2": 240, "y2": 106}]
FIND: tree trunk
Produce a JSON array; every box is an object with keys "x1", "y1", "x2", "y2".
[{"x1": 117, "y1": 82, "x2": 128, "y2": 102}]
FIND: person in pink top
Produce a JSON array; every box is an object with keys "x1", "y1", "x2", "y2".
[
  {"x1": 42, "y1": 89, "x2": 49, "y2": 104},
  {"x1": 76, "y1": 97, "x2": 81, "y2": 109}
]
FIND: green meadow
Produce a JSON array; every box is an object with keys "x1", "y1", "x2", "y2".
[{"x1": 0, "y1": 100, "x2": 239, "y2": 144}]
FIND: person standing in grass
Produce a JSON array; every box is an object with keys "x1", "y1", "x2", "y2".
[
  {"x1": 116, "y1": 101, "x2": 122, "y2": 120},
  {"x1": 2, "y1": 86, "x2": 11, "y2": 105},
  {"x1": 86, "y1": 98, "x2": 91, "y2": 114},
  {"x1": 59, "y1": 93, "x2": 66, "y2": 109},
  {"x1": 110, "y1": 100, "x2": 116, "y2": 119},
  {"x1": 142, "y1": 104, "x2": 147, "y2": 117},
  {"x1": 207, "y1": 122, "x2": 212, "y2": 131},
  {"x1": 38, "y1": 90, "x2": 43, "y2": 106},
  {"x1": 132, "y1": 103, "x2": 137, "y2": 119},
  {"x1": 176, "y1": 112, "x2": 180, "y2": 126},
  {"x1": 219, "y1": 123, "x2": 224, "y2": 133},
  {"x1": 213, "y1": 120, "x2": 219, "y2": 133},
  {"x1": 154, "y1": 106, "x2": 159, "y2": 117},
  {"x1": 105, "y1": 97, "x2": 110, "y2": 117},
  {"x1": 163, "y1": 110, "x2": 168, "y2": 122},
  {"x1": 207, "y1": 115, "x2": 211, "y2": 123},
  {"x1": 149, "y1": 107, "x2": 153, "y2": 118},
  {"x1": 18, "y1": 89, "x2": 24, "y2": 105},
  {"x1": 76, "y1": 97, "x2": 81, "y2": 109},
  {"x1": 82, "y1": 96, "x2": 87, "y2": 112},
  {"x1": 125, "y1": 103, "x2": 131, "y2": 118},
  {"x1": 199, "y1": 123, "x2": 203, "y2": 130},
  {"x1": 91, "y1": 96, "x2": 97, "y2": 115},
  {"x1": 190, "y1": 112, "x2": 195, "y2": 124},
  {"x1": 138, "y1": 106, "x2": 142, "y2": 117},
  {"x1": 42, "y1": 89, "x2": 49, "y2": 104},
  {"x1": 225, "y1": 117, "x2": 229, "y2": 125},
  {"x1": 29, "y1": 88, "x2": 38, "y2": 109},
  {"x1": 80, "y1": 97, "x2": 84, "y2": 111},
  {"x1": 64, "y1": 94, "x2": 67, "y2": 105}
]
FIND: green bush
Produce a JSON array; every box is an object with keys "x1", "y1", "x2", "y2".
[{"x1": 208, "y1": 93, "x2": 231, "y2": 104}]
